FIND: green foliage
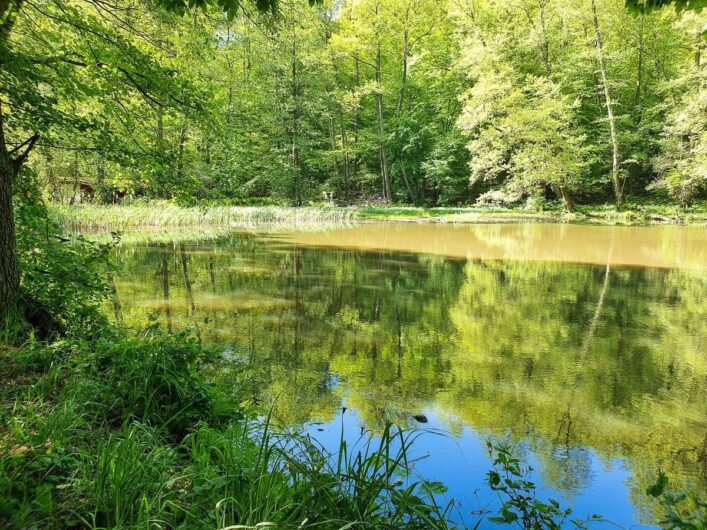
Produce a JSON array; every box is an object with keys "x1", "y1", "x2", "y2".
[
  {"x1": 187, "y1": 422, "x2": 454, "y2": 529},
  {"x1": 63, "y1": 331, "x2": 223, "y2": 438},
  {"x1": 1, "y1": 0, "x2": 705, "y2": 215},
  {"x1": 157, "y1": 0, "x2": 322, "y2": 17},
  {"x1": 486, "y1": 443, "x2": 600, "y2": 529},
  {"x1": 651, "y1": 68, "x2": 707, "y2": 207},
  {"x1": 625, "y1": 0, "x2": 707, "y2": 11},
  {"x1": 3, "y1": 0, "x2": 702, "y2": 209},
  {"x1": 14, "y1": 179, "x2": 116, "y2": 338},
  {"x1": 0, "y1": 331, "x2": 455, "y2": 529},
  {"x1": 647, "y1": 472, "x2": 707, "y2": 529}
]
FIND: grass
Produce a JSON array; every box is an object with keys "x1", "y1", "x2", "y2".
[
  {"x1": 356, "y1": 201, "x2": 707, "y2": 225},
  {"x1": 0, "y1": 331, "x2": 457, "y2": 529},
  {"x1": 50, "y1": 202, "x2": 358, "y2": 231},
  {"x1": 50, "y1": 199, "x2": 707, "y2": 232}
]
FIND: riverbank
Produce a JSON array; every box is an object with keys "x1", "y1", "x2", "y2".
[
  {"x1": 49, "y1": 201, "x2": 707, "y2": 231},
  {"x1": 358, "y1": 203, "x2": 707, "y2": 225}
]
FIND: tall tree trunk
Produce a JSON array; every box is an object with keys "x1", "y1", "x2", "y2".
[
  {"x1": 0, "y1": 135, "x2": 19, "y2": 318},
  {"x1": 552, "y1": 183, "x2": 574, "y2": 212},
  {"x1": 635, "y1": 14, "x2": 644, "y2": 107},
  {"x1": 582, "y1": 24, "x2": 604, "y2": 112},
  {"x1": 69, "y1": 151, "x2": 79, "y2": 205},
  {"x1": 353, "y1": 54, "x2": 361, "y2": 176},
  {"x1": 696, "y1": 35, "x2": 702, "y2": 67},
  {"x1": 375, "y1": 44, "x2": 391, "y2": 202},
  {"x1": 341, "y1": 120, "x2": 351, "y2": 203},
  {"x1": 0, "y1": 101, "x2": 38, "y2": 319},
  {"x1": 627, "y1": 14, "x2": 645, "y2": 195},
  {"x1": 96, "y1": 122, "x2": 108, "y2": 203},
  {"x1": 590, "y1": 0, "x2": 623, "y2": 208},
  {"x1": 291, "y1": 34, "x2": 302, "y2": 206},
  {"x1": 176, "y1": 121, "x2": 187, "y2": 184},
  {"x1": 328, "y1": 116, "x2": 343, "y2": 199},
  {"x1": 156, "y1": 104, "x2": 165, "y2": 156},
  {"x1": 539, "y1": 1, "x2": 552, "y2": 76},
  {"x1": 97, "y1": 152, "x2": 106, "y2": 195},
  {"x1": 396, "y1": 17, "x2": 414, "y2": 204},
  {"x1": 398, "y1": 160, "x2": 414, "y2": 203},
  {"x1": 397, "y1": 26, "x2": 409, "y2": 113}
]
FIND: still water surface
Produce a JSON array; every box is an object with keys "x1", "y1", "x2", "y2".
[{"x1": 108, "y1": 223, "x2": 707, "y2": 528}]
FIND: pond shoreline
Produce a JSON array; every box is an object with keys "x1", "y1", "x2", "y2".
[{"x1": 49, "y1": 202, "x2": 707, "y2": 231}]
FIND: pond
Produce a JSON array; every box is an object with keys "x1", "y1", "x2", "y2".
[{"x1": 107, "y1": 222, "x2": 707, "y2": 528}]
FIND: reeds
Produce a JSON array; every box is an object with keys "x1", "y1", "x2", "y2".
[{"x1": 50, "y1": 202, "x2": 359, "y2": 231}]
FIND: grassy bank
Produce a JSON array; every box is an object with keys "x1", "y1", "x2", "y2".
[
  {"x1": 0, "y1": 331, "x2": 456, "y2": 529},
  {"x1": 50, "y1": 201, "x2": 707, "y2": 231},
  {"x1": 356, "y1": 202, "x2": 707, "y2": 225},
  {"x1": 50, "y1": 203, "x2": 358, "y2": 231}
]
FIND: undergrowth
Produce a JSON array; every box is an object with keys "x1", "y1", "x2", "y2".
[{"x1": 0, "y1": 331, "x2": 456, "y2": 529}]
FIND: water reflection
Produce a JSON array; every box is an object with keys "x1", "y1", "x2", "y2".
[{"x1": 109, "y1": 225, "x2": 707, "y2": 528}]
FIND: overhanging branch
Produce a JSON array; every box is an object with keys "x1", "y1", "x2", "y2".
[{"x1": 11, "y1": 132, "x2": 40, "y2": 171}]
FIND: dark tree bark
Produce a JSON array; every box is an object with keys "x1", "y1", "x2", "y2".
[
  {"x1": 0, "y1": 101, "x2": 39, "y2": 319},
  {"x1": 0, "y1": 136, "x2": 19, "y2": 318}
]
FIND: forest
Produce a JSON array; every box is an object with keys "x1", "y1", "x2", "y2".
[
  {"x1": 2, "y1": 0, "x2": 706, "y2": 211},
  {"x1": 1, "y1": 0, "x2": 706, "y2": 529}
]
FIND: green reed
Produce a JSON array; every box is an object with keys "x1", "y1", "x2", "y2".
[{"x1": 50, "y1": 202, "x2": 359, "y2": 231}]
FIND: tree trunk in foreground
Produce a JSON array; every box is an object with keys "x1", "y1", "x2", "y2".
[
  {"x1": 0, "y1": 103, "x2": 19, "y2": 319},
  {"x1": 0, "y1": 153, "x2": 19, "y2": 319},
  {"x1": 0, "y1": 98, "x2": 39, "y2": 321}
]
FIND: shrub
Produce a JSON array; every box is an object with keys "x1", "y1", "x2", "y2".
[
  {"x1": 62, "y1": 332, "x2": 224, "y2": 438},
  {"x1": 14, "y1": 180, "x2": 116, "y2": 339},
  {"x1": 486, "y1": 443, "x2": 603, "y2": 529}
]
